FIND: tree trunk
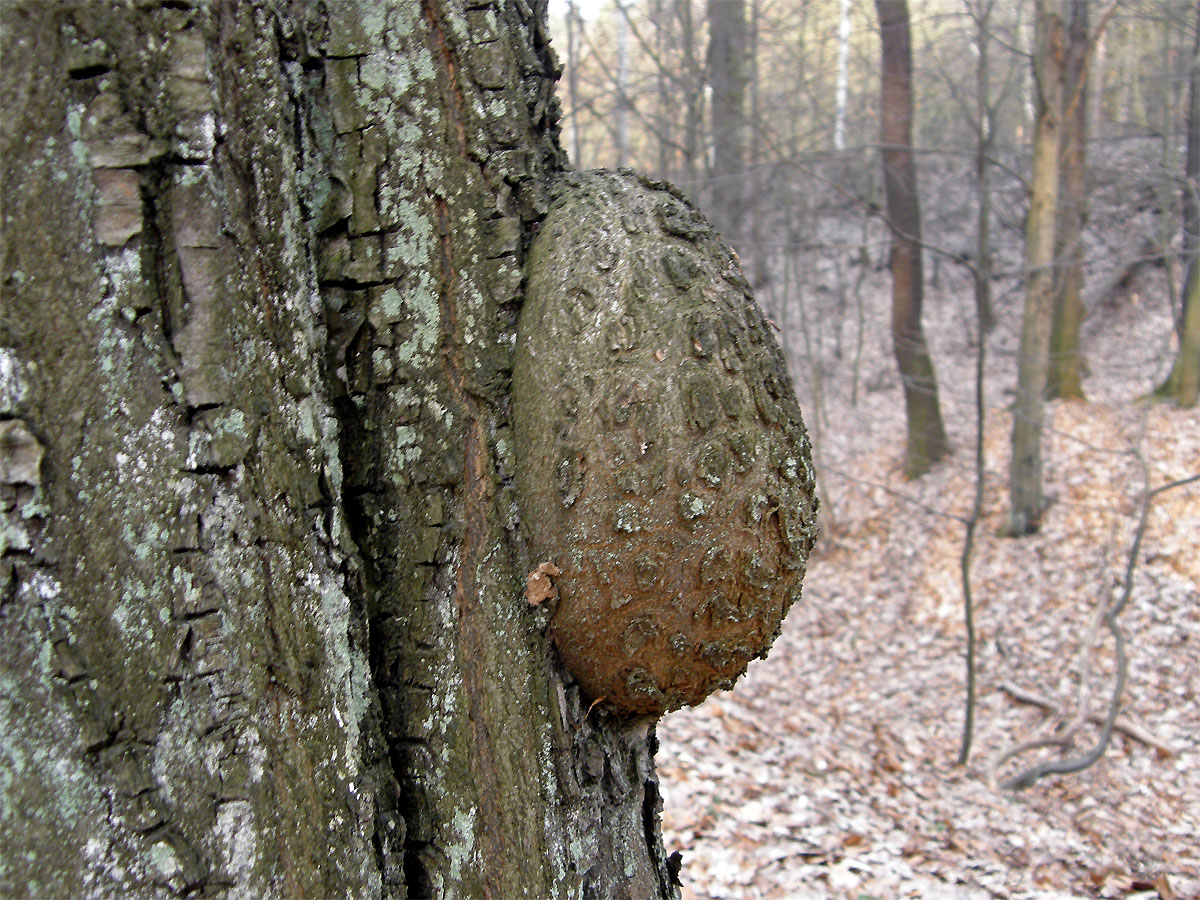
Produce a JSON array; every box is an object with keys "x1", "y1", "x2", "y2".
[
  {"x1": 707, "y1": 0, "x2": 747, "y2": 241},
  {"x1": 616, "y1": 3, "x2": 630, "y2": 167},
  {"x1": 1157, "y1": 2, "x2": 1200, "y2": 409},
  {"x1": 834, "y1": 0, "x2": 852, "y2": 151},
  {"x1": 568, "y1": 0, "x2": 584, "y2": 167},
  {"x1": 1089, "y1": 21, "x2": 1106, "y2": 130},
  {"x1": 654, "y1": 0, "x2": 673, "y2": 180},
  {"x1": 875, "y1": 0, "x2": 950, "y2": 479},
  {"x1": 973, "y1": 0, "x2": 997, "y2": 337},
  {"x1": 1008, "y1": 0, "x2": 1066, "y2": 535},
  {"x1": 1, "y1": 2, "x2": 816, "y2": 897},
  {"x1": 1047, "y1": 0, "x2": 1089, "y2": 400},
  {"x1": 673, "y1": 0, "x2": 704, "y2": 199}
]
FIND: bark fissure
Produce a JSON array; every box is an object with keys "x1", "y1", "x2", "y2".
[
  {"x1": 423, "y1": 0, "x2": 469, "y2": 157},
  {"x1": 434, "y1": 183, "x2": 510, "y2": 896}
]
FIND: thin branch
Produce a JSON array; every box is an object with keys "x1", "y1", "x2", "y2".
[
  {"x1": 820, "y1": 463, "x2": 966, "y2": 524},
  {"x1": 996, "y1": 681, "x2": 1176, "y2": 756},
  {"x1": 996, "y1": 471, "x2": 1199, "y2": 791},
  {"x1": 956, "y1": 330, "x2": 984, "y2": 765}
]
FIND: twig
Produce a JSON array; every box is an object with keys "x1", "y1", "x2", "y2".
[
  {"x1": 996, "y1": 681, "x2": 1176, "y2": 757},
  {"x1": 820, "y1": 464, "x2": 965, "y2": 524}
]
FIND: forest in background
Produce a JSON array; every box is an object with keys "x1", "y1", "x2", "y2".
[
  {"x1": 551, "y1": 1, "x2": 1199, "y2": 897},
  {"x1": 550, "y1": 0, "x2": 1196, "y2": 417}
]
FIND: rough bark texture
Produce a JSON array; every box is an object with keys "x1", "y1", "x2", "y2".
[
  {"x1": 1047, "y1": 0, "x2": 1089, "y2": 401},
  {"x1": 1, "y1": 1, "x2": 816, "y2": 897},
  {"x1": 875, "y1": 0, "x2": 950, "y2": 480},
  {"x1": 1008, "y1": 0, "x2": 1065, "y2": 535},
  {"x1": 2, "y1": 4, "x2": 386, "y2": 895},
  {"x1": 513, "y1": 171, "x2": 817, "y2": 717}
]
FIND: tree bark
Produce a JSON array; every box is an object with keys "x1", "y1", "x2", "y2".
[
  {"x1": 1, "y1": 2, "x2": 817, "y2": 897},
  {"x1": 875, "y1": 0, "x2": 950, "y2": 479},
  {"x1": 1008, "y1": 0, "x2": 1066, "y2": 535},
  {"x1": 1157, "y1": 3, "x2": 1200, "y2": 408},
  {"x1": 1047, "y1": 0, "x2": 1089, "y2": 400},
  {"x1": 707, "y1": 0, "x2": 747, "y2": 241}
]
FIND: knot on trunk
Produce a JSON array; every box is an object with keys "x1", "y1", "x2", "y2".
[{"x1": 512, "y1": 170, "x2": 818, "y2": 717}]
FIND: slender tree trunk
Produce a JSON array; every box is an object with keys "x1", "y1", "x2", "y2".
[
  {"x1": 875, "y1": 0, "x2": 951, "y2": 479},
  {"x1": 749, "y1": 0, "x2": 769, "y2": 288},
  {"x1": 1008, "y1": 0, "x2": 1066, "y2": 535},
  {"x1": 973, "y1": 0, "x2": 997, "y2": 336},
  {"x1": 1090, "y1": 23, "x2": 1106, "y2": 130},
  {"x1": 568, "y1": 0, "x2": 584, "y2": 167},
  {"x1": 1019, "y1": 0, "x2": 1035, "y2": 143},
  {"x1": 1, "y1": 2, "x2": 816, "y2": 896},
  {"x1": 678, "y1": 0, "x2": 703, "y2": 196},
  {"x1": 654, "y1": 0, "x2": 672, "y2": 179},
  {"x1": 708, "y1": 0, "x2": 747, "y2": 241},
  {"x1": 1158, "y1": 3, "x2": 1200, "y2": 408},
  {"x1": 835, "y1": 0, "x2": 852, "y2": 151},
  {"x1": 616, "y1": 3, "x2": 630, "y2": 167},
  {"x1": 1156, "y1": 12, "x2": 1183, "y2": 328},
  {"x1": 1047, "y1": 0, "x2": 1089, "y2": 400}
]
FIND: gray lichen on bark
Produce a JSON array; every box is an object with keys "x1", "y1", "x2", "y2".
[
  {"x1": 4, "y1": 2, "x2": 381, "y2": 896},
  {"x1": 1, "y1": 2, "x2": 812, "y2": 898}
]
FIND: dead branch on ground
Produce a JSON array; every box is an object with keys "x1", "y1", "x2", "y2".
[
  {"x1": 993, "y1": 681, "x2": 1175, "y2": 757},
  {"x1": 990, "y1": 469, "x2": 1199, "y2": 791}
]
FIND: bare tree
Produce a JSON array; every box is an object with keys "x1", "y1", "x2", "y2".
[
  {"x1": 834, "y1": 0, "x2": 853, "y2": 151},
  {"x1": 1047, "y1": 0, "x2": 1091, "y2": 400},
  {"x1": 876, "y1": 0, "x2": 950, "y2": 479},
  {"x1": 616, "y1": 1, "x2": 631, "y2": 166},
  {"x1": 1008, "y1": 0, "x2": 1067, "y2": 535},
  {"x1": 708, "y1": 0, "x2": 748, "y2": 241},
  {"x1": 568, "y1": 0, "x2": 585, "y2": 166},
  {"x1": 1158, "y1": 2, "x2": 1200, "y2": 408}
]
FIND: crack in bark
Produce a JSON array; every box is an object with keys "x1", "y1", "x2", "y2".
[
  {"x1": 433, "y1": 185, "x2": 508, "y2": 896},
  {"x1": 419, "y1": 3, "x2": 522, "y2": 890},
  {"x1": 422, "y1": 0, "x2": 468, "y2": 156}
]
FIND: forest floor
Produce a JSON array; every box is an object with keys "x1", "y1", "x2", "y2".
[{"x1": 657, "y1": 237, "x2": 1200, "y2": 899}]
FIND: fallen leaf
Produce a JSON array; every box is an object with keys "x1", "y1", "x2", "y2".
[
  {"x1": 526, "y1": 561, "x2": 561, "y2": 606},
  {"x1": 1130, "y1": 874, "x2": 1177, "y2": 900}
]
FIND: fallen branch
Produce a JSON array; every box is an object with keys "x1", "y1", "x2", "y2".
[
  {"x1": 996, "y1": 681, "x2": 1175, "y2": 756},
  {"x1": 993, "y1": 470, "x2": 1198, "y2": 791}
]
